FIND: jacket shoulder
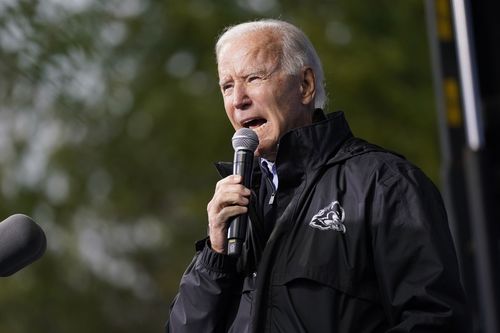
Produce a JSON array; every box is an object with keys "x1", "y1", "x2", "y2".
[{"x1": 340, "y1": 137, "x2": 429, "y2": 187}]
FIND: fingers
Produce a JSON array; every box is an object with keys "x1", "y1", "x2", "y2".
[
  {"x1": 207, "y1": 175, "x2": 251, "y2": 253},
  {"x1": 209, "y1": 175, "x2": 251, "y2": 210}
]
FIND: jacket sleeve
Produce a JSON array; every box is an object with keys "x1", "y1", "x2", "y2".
[
  {"x1": 166, "y1": 239, "x2": 242, "y2": 333},
  {"x1": 370, "y1": 166, "x2": 471, "y2": 332}
]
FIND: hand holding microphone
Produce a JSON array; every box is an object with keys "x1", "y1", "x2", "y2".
[
  {"x1": 227, "y1": 128, "x2": 259, "y2": 256},
  {"x1": 207, "y1": 128, "x2": 258, "y2": 256}
]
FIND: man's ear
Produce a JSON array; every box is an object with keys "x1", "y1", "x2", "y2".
[{"x1": 300, "y1": 67, "x2": 316, "y2": 105}]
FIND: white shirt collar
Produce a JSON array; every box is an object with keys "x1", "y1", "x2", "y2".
[{"x1": 260, "y1": 158, "x2": 278, "y2": 190}]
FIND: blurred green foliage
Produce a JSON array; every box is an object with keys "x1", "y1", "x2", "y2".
[{"x1": 0, "y1": 0, "x2": 437, "y2": 332}]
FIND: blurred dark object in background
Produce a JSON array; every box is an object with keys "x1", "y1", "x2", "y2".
[{"x1": 426, "y1": 0, "x2": 500, "y2": 332}]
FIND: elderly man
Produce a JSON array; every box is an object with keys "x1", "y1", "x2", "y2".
[{"x1": 166, "y1": 19, "x2": 469, "y2": 332}]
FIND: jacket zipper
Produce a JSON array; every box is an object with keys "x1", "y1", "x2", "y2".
[
  {"x1": 264, "y1": 175, "x2": 276, "y2": 205},
  {"x1": 268, "y1": 192, "x2": 276, "y2": 205}
]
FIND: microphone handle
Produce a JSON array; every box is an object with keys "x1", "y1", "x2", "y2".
[{"x1": 227, "y1": 149, "x2": 254, "y2": 257}]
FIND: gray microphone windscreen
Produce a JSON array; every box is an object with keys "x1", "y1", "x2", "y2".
[
  {"x1": 232, "y1": 128, "x2": 259, "y2": 152},
  {"x1": 0, "y1": 214, "x2": 47, "y2": 277}
]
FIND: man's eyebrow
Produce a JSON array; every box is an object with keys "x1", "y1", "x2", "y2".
[
  {"x1": 218, "y1": 66, "x2": 278, "y2": 86},
  {"x1": 239, "y1": 68, "x2": 272, "y2": 79},
  {"x1": 246, "y1": 64, "x2": 278, "y2": 75},
  {"x1": 218, "y1": 77, "x2": 232, "y2": 86}
]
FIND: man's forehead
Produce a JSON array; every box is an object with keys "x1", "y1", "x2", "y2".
[
  {"x1": 217, "y1": 35, "x2": 282, "y2": 78},
  {"x1": 224, "y1": 28, "x2": 281, "y2": 48}
]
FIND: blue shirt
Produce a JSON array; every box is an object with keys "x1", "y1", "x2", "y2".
[{"x1": 260, "y1": 158, "x2": 278, "y2": 190}]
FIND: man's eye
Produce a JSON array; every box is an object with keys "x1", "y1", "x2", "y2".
[
  {"x1": 222, "y1": 84, "x2": 233, "y2": 92},
  {"x1": 248, "y1": 75, "x2": 262, "y2": 82}
]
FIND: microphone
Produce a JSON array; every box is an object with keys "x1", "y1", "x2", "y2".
[
  {"x1": 227, "y1": 128, "x2": 259, "y2": 257},
  {"x1": 0, "y1": 214, "x2": 47, "y2": 277}
]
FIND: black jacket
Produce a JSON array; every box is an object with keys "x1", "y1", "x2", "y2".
[{"x1": 167, "y1": 111, "x2": 470, "y2": 332}]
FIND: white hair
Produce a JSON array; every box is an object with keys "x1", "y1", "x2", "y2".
[{"x1": 215, "y1": 19, "x2": 327, "y2": 109}]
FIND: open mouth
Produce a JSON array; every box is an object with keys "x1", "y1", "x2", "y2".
[{"x1": 242, "y1": 118, "x2": 267, "y2": 129}]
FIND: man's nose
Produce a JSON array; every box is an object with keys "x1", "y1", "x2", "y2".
[{"x1": 232, "y1": 83, "x2": 251, "y2": 110}]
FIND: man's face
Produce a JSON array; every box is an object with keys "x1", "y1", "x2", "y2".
[{"x1": 217, "y1": 30, "x2": 314, "y2": 161}]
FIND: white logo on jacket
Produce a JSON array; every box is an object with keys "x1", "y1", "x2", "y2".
[{"x1": 309, "y1": 201, "x2": 346, "y2": 233}]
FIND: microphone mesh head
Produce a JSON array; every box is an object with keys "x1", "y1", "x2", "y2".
[{"x1": 232, "y1": 128, "x2": 259, "y2": 152}]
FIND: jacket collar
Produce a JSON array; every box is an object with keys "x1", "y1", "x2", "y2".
[
  {"x1": 275, "y1": 110, "x2": 353, "y2": 172},
  {"x1": 215, "y1": 110, "x2": 354, "y2": 180}
]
